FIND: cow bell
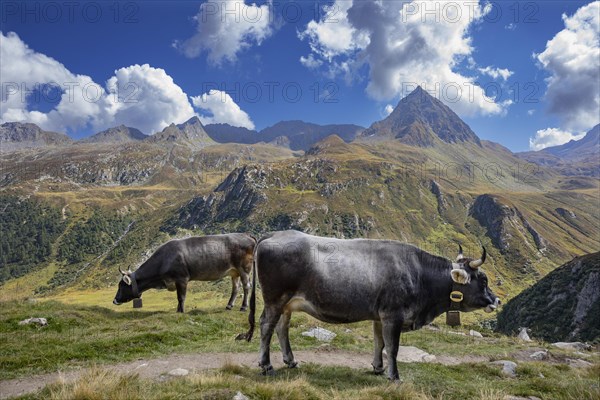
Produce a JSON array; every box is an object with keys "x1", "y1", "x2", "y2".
[
  {"x1": 446, "y1": 311, "x2": 461, "y2": 326},
  {"x1": 133, "y1": 298, "x2": 143, "y2": 309}
]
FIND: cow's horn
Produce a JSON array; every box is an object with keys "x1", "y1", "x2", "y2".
[
  {"x1": 456, "y1": 244, "x2": 464, "y2": 261},
  {"x1": 469, "y1": 246, "x2": 487, "y2": 269},
  {"x1": 119, "y1": 266, "x2": 127, "y2": 275}
]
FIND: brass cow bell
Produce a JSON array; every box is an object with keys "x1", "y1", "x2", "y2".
[
  {"x1": 133, "y1": 298, "x2": 143, "y2": 309},
  {"x1": 446, "y1": 311, "x2": 461, "y2": 326}
]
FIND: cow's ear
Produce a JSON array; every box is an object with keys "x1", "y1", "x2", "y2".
[
  {"x1": 123, "y1": 275, "x2": 132, "y2": 285},
  {"x1": 451, "y1": 268, "x2": 471, "y2": 285}
]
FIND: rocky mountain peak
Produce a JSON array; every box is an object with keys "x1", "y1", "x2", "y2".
[
  {"x1": 180, "y1": 116, "x2": 202, "y2": 126},
  {"x1": 361, "y1": 86, "x2": 481, "y2": 146},
  {"x1": 81, "y1": 125, "x2": 146, "y2": 143},
  {"x1": 146, "y1": 116, "x2": 214, "y2": 149},
  {"x1": 306, "y1": 134, "x2": 349, "y2": 155},
  {"x1": 0, "y1": 122, "x2": 73, "y2": 152}
]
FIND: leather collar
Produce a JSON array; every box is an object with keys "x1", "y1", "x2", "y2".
[{"x1": 130, "y1": 271, "x2": 140, "y2": 299}]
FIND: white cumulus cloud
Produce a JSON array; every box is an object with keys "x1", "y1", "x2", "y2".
[
  {"x1": 105, "y1": 64, "x2": 196, "y2": 134},
  {"x1": 0, "y1": 31, "x2": 107, "y2": 132},
  {"x1": 175, "y1": 0, "x2": 273, "y2": 65},
  {"x1": 191, "y1": 90, "x2": 255, "y2": 129},
  {"x1": 535, "y1": 1, "x2": 600, "y2": 132},
  {"x1": 0, "y1": 32, "x2": 255, "y2": 135},
  {"x1": 529, "y1": 127, "x2": 585, "y2": 151},
  {"x1": 298, "y1": 0, "x2": 511, "y2": 117},
  {"x1": 478, "y1": 66, "x2": 513, "y2": 81}
]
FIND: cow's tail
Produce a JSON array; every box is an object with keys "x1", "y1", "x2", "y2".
[
  {"x1": 238, "y1": 233, "x2": 272, "y2": 342},
  {"x1": 244, "y1": 257, "x2": 257, "y2": 342}
]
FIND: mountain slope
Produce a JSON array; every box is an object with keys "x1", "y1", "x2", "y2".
[
  {"x1": 360, "y1": 86, "x2": 481, "y2": 146},
  {"x1": 164, "y1": 134, "x2": 599, "y2": 302},
  {"x1": 497, "y1": 252, "x2": 600, "y2": 342},
  {"x1": 0, "y1": 122, "x2": 73, "y2": 152},
  {"x1": 81, "y1": 125, "x2": 146, "y2": 143}
]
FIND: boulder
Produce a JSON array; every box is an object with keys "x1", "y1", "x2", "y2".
[
  {"x1": 551, "y1": 342, "x2": 591, "y2": 351},
  {"x1": 469, "y1": 329, "x2": 483, "y2": 338},
  {"x1": 18, "y1": 317, "x2": 48, "y2": 327},
  {"x1": 529, "y1": 350, "x2": 548, "y2": 361},
  {"x1": 566, "y1": 358, "x2": 593, "y2": 368},
  {"x1": 302, "y1": 327, "x2": 337, "y2": 342},
  {"x1": 233, "y1": 392, "x2": 249, "y2": 400},
  {"x1": 517, "y1": 328, "x2": 532, "y2": 342},
  {"x1": 490, "y1": 360, "x2": 518, "y2": 377},
  {"x1": 167, "y1": 368, "x2": 189, "y2": 377}
]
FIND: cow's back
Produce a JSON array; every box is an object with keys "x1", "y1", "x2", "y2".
[{"x1": 168, "y1": 233, "x2": 255, "y2": 281}]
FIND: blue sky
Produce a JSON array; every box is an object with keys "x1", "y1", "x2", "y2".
[{"x1": 1, "y1": 1, "x2": 599, "y2": 151}]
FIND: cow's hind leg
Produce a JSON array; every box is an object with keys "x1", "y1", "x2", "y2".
[
  {"x1": 176, "y1": 281, "x2": 188, "y2": 313},
  {"x1": 239, "y1": 270, "x2": 251, "y2": 311},
  {"x1": 371, "y1": 320, "x2": 385, "y2": 374},
  {"x1": 381, "y1": 318, "x2": 403, "y2": 381},
  {"x1": 226, "y1": 275, "x2": 240, "y2": 310},
  {"x1": 275, "y1": 311, "x2": 297, "y2": 368},
  {"x1": 258, "y1": 306, "x2": 282, "y2": 375}
]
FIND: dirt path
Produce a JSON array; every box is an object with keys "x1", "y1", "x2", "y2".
[{"x1": 0, "y1": 347, "x2": 484, "y2": 399}]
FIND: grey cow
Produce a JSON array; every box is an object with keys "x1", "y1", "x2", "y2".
[
  {"x1": 113, "y1": 233, "x2": 256, "y2": 312},
  {"x1": 242, "y1": 230, "x2": 499, "y2": 380}
]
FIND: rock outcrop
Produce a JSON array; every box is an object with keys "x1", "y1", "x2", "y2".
[
  {"x1": 497, "y1": 252, "x2": 600, "y2": 342},
  {"x1": 470, "y1": 194, "x2": 546, "y2": 257}
]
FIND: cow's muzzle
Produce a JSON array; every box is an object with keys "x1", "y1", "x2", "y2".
[{"x1": 484, "y1": 298, "x2": 500, "y2": 313}]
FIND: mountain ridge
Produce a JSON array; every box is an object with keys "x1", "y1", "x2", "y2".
[{"x1": 204, "y1": 121, "x2": 365, "y2": 151}]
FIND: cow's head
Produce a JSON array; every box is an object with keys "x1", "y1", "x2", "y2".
[
  {"x1": 450, "y1": 245, "x2": 500, "y2": 313},
  {"x1": 113, "y1": 267, "x2": 139, "y2": 305}
]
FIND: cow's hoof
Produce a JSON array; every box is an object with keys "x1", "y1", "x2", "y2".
[
  {"x1": 260, "y1": 366, "x2": 275, "y2": 376},
  {"x1": 226, "y1": 305, "x2": 233, "y2": 310},
  {"x1": 240, "y1": 306, "x2": 247, "y2": 312},
  {"x1": 372, "y1": 366, "x2": 385, "y2": 375},
  {"x1": 285, "y1": 361, "x2": 298, "y2": 369},
  {"x1": 387, "y1": 375, "x2": 402, "y2": 383}
]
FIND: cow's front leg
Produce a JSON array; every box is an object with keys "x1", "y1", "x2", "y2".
[
  {"x1": 275, "y1": 311, "x2": 297, "y2": 368},
  {"x1": 226, "y1": 275, "x2": 240, "y2": 310},
  {"x1": 239, "y1": 271, "x2": 251, "y2": 311},
  {"x1": 372, "y1": 320, "x2": 385, "y2": 374},
  {"x1": 258, "y1": 306, "x2": 281, "y2": 375},
  {"x1": 381, "y1": 318, "x2": 403, "y2": 380},
  {"x1": 175, "y1": 281, "x2": 187, "y2": 313}
]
